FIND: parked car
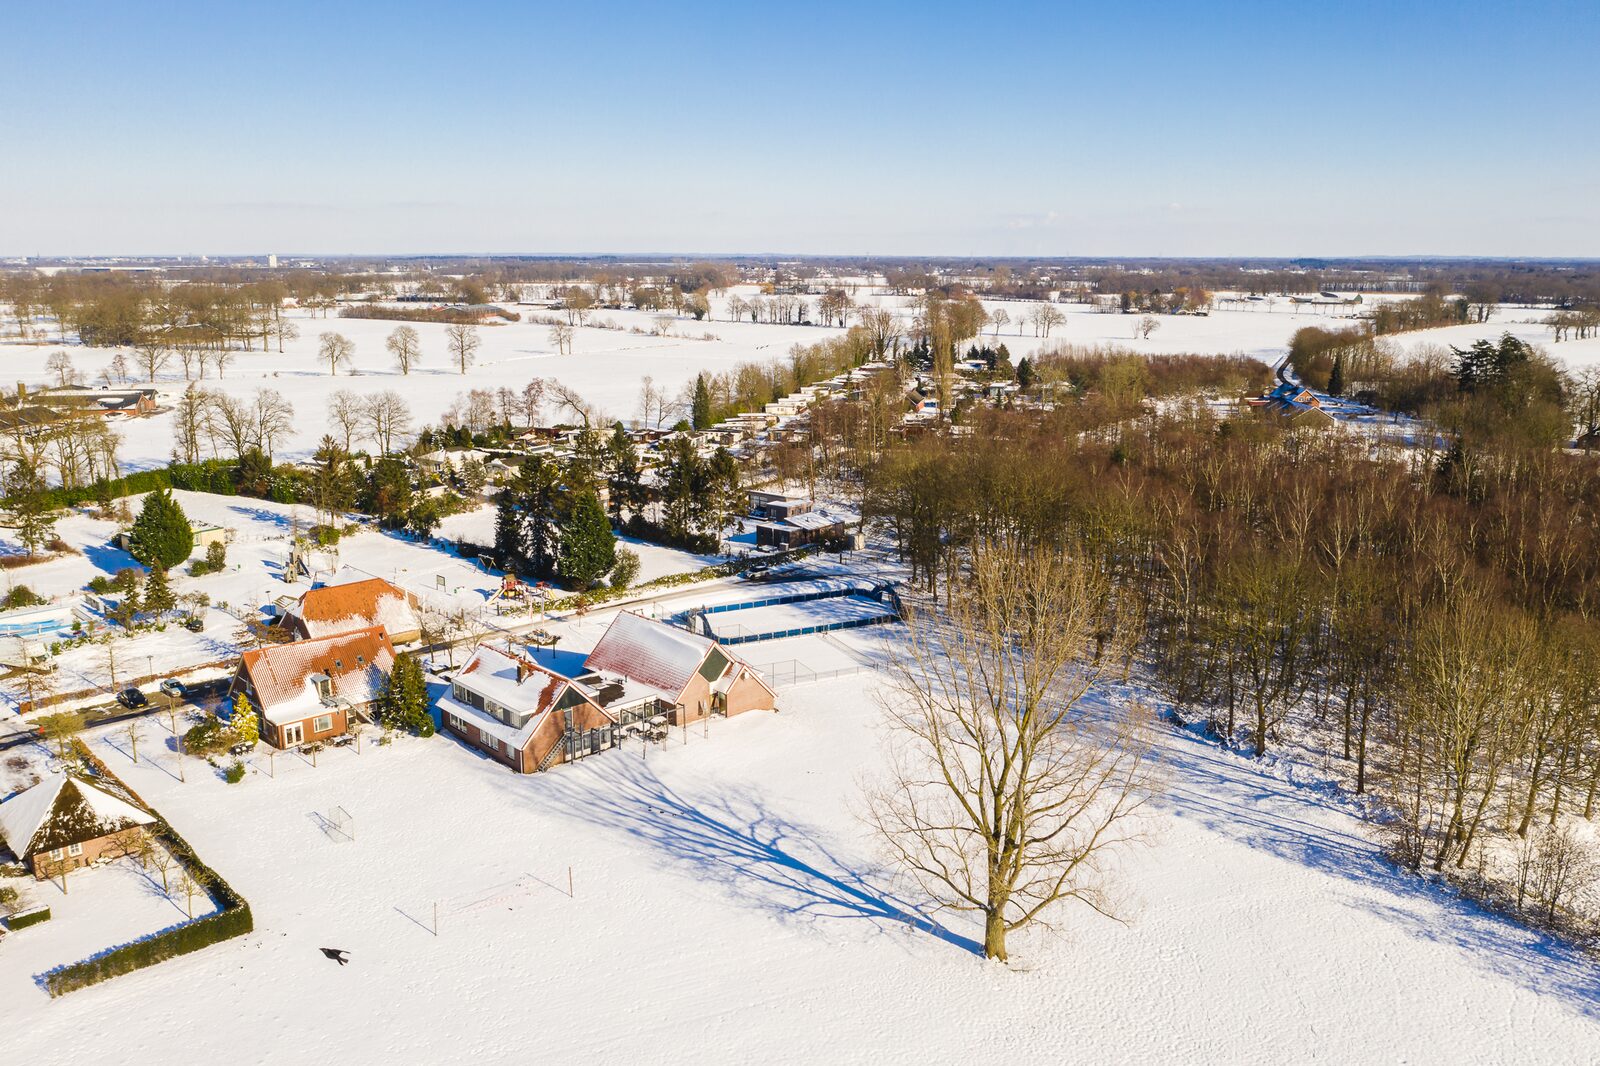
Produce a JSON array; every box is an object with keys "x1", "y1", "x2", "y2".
[
  {"x1": 159, "y1": 679, "x2": 187, "y2": 700},
  {"x1": 116, "y1": 687, "x2": 148, "y2": 709}
]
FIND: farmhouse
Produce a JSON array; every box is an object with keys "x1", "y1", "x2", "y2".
[
  {"x1": 0, "y1": 774, "x2": 155, "y2": 878},
  {"x1": 582, "y1": 611, "x2": 775, "y2": 725},
  {"x1": 23, "y1": 383, "x2": 159, "y2": 417},
  {"x1": 281, "y1": 577, "x2": 422, "y2": 644},
  {"x1": 231, "y1": 626, "x2": 396, "y2": 748},
  {"x1": 438, "y1": 642, "x2": 618, "y2": 773}
]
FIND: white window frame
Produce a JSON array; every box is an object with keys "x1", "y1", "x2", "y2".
[
  {"x1": 49, "y1": 847, "x2": 64, "y2": 861},
  {"x1": 312, "y1": 714, "x2": 333, "y2": 734},
  {"x1": 67, "y1": 842, "x2": 84, "y2": 857},
  {"x1": 283, "y1": 722, "x2": 304, "y2": 746}
]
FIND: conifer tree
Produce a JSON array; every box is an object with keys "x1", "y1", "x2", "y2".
[
  {"x1": 558, "y1": 490, "x2": 616, "y2": 588},
  {"x1": 1327, "y1": 353, "x2": 1345, "y2": 397},
  {"x1": 691, "y1": 373, "x2": 713, "y2": 430},
  {"x1": 142, "y1": 564, "x2": 176, "y2": 616},
  {"x1": 379, "y1": 653, "x2": 433, "y2": 736},
  {"x1": 128, "y1": 488, "x2": 193, "y2": 570}
]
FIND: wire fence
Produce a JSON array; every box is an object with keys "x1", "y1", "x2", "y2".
[{"x1": 749, "y1": 658, "x2": 870, "y2": 687}]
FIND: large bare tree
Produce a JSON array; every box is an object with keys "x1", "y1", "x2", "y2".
[
  {"x1": 445, "y1": 323, "x2": 480, "y2": 373},
  {"x1": 318, "y1": 331, "x2": 355, "y2": 375},
  {"x1": 386, "y1": 325, "x2": 422, "y2": 374},
  {"x1": 868, "y1": 539, "x2": 1154, "y2": 961}
]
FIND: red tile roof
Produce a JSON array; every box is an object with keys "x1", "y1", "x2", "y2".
[
  {"x1": 286, "y1": 578, "x2": 420, "y2": 641},
  {"x1": 240, "y1": 626, "x2": 396, "y2": 716},
  {"x1": 582, "y1": 612, "x2": 716, "y2": 699}
]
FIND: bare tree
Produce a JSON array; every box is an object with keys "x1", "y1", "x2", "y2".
[
  {"x1": 134, "y1": 342, "x2": 171, "y2": 382},
  {"x1": 211, "y1": 392, "x2": 254, "y2": 459},
  {"x1": 516, "y1": 378, "x2": 545, "y2": 428},
  {"x1": 636, "y1": 375, "x2": 673, "y2": 430},
  {"x1": 318, "y1": 331, "x2": 355, "y2": 375},
  {"x1": 547, "y1": 378, "x2": 598, "y2": 427},
  {"x1": 547, "y1": 322, "x2": 574, "y2": 356},
  {"x1": 362, "y1": 390, "x2": 413, "y2": 456},
  {"x1": 989, "y1": 308, "x2": 1011, "y2": 337},
  {"x1": 444, "y1": 323, "x2": 480, "y2": 374},
  {"x1": 1029, "y1": 304, "x2": 1065, "y2": 338},
  {"x1": 269, "y1": 317, "x2": 299, "y2": 354},
  {"x1": 45, "y1": 350, "x2": 76, "y2": 386},
  {"x1": 252, "y1": 388, "x2": 295, "y2": 461},
  {"x1": 386, "y1": 325, "x2": 422, "y2": 374},
  {"x1": 172, "y1": 384, "x2": 213, "y2": 463},
  {"x1": 1136, "y1": 316, "x2": 1160, "y2": 341},
  {"x1": 867, "y1": 540, "x2": 1154, "y2": 961},
  {"x1": 327, "y1": 389, "x2": 365, "y2": 452}
]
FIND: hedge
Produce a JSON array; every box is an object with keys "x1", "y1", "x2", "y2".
[
  {"x1": 8, "y1": 905, "x2": 52, "y2": 930},
  {"x1": 43, "y1": 742, "x2": 254, "y2": 997}
]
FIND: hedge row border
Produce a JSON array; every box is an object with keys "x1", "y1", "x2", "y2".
[{"x1": 39, "y1": 741, "x2": 254, "y2": 997}]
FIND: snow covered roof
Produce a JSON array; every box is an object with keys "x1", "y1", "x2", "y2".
[
  {"x1": 444, "y1": 642, "x2": 614, "y2": 748},
  {"x1": 457, "y1": 642, "x2": 570, "y2": 718},
  {"x1": 240, "y1": 626, "x2": 396, "y2": 725},
  {"x1": 0, "y1": 774, "x2": 155, "y2": 859},
  {"x1": 286, "y1": 578, "x2": 421, "y2": 642},
  {"x1": 583, "y1": 612, "x2": 719, "y2": 701}
]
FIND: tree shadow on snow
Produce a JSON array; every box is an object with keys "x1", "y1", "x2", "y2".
[
  {"x1": 1155, "y1": 726, "x2": 1600, "y2": 1020},
  {"x1": 532, "y1": 753, "x2": 982, "y2": 956}
]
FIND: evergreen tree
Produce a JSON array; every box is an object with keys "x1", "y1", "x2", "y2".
[
  {"x1": 142, "y1": 564, "x2": 176, "y2": 616},
  {"x1": 1016, "y1": 356, "x2": 1035, "y2": 392},
  {"x1": 378, "y1": 653, "x2": 434, "y2": 736},
  {"x1": 494, "y1": 486, "x2": 524, "y2": 570},
  {"x1": 659, "y1": 436, "x2": 702, "y2": 543},
  {"x1": 231, "y1": 692, "x2": 260, "y2": 747},
  {"x1": 1327, "y1": 353, "x2": 1345, "y2": 397},
  {"x1": 360, "y1": 458, "x2": 414, "y2": 529},
  {"x1": 704, "y1": 448, "x2": 744, "y2": 543},
  {"x1": 691, "y1": 373, "x2": 713, "y2": 430},
  {"x1": 3, "y1": 458, "x2": 57, "y2": 557},
  {"x1": 606, "y1": 425, "x2": 644, "y2": 524},
  {"x1": 128, "y1": 488, "x2": 193, "y2": 570},
  {"x1": 499, "y1": 456, "x2": 563, "y2": 578},
  {"x1": 558, "y1": 490, "x2": 616, "y2": 588},
  {"x1": 406, "y1": 498, "x2": 441, "y2": 540}
]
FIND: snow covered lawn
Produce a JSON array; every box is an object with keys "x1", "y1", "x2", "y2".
[
  {"x1": 5, "y1": 606, "x2": 1599, "y2": 1063},
  {"x1": 0, "y1": 847, "x2": 220, "y2": 1004}
]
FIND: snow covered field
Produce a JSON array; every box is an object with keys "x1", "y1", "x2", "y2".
[
  {"x1": 3, "y1": 290, "x2": 1594, "y2": 476},
  {"x1": 0, "y1": 291, "x2": 1367, "y2": 471},
  {"x1": 4, "y1": 590, "x2": 1599, "y2": 1064}
]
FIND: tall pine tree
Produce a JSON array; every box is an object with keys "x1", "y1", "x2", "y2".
[
  {"x1": 557, "y1": 490, "x2": 616, "y2": 588},
  {"x1": 142, "y1": 564, "x2": 176, "y2": 616},
  {"x1": 691, "y1": 373, "x2": 713, "y2": 430}
]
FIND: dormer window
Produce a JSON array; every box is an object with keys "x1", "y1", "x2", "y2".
[{"x1": 311, "y1": 673, "x2": 332, "y2": 700}]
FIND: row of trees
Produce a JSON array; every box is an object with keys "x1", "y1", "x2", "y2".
[{"x1": 834, "y1": 367, "x2": 1600, "y2": 942}]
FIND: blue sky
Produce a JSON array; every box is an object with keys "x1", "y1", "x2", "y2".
[{"x1": 3, "y1": 0, "x2": 1597, "y2": 257}]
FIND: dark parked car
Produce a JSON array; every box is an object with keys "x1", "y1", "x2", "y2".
[{"x1": 116, "y1": 687, "x2": 149, "y2": 709}]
